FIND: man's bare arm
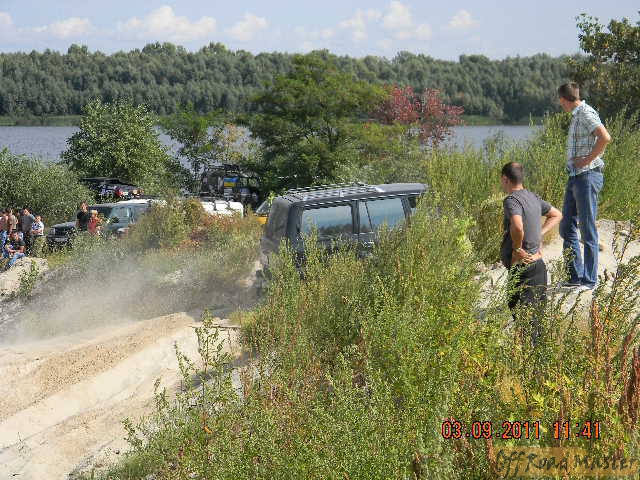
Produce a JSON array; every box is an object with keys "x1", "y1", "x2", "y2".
[
  {"x1": 510, "y1": 214, "x2": 525, "y2": 249},
  {"x1": 541, "y1": 207, "x2": 562, "y2": 236}
]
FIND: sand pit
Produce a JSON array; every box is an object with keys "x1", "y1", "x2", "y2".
[{"x1": 0, "y1": 312, "x2": 240, "y2": 479}]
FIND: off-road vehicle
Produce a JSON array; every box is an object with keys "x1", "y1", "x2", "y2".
[{"x1": 258, "y1": 182, "x2": 427, "y2": 283}]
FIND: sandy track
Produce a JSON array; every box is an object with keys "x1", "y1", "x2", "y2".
[{"x1": 0, "y1": 312, "x2": 240, "y2": 479}]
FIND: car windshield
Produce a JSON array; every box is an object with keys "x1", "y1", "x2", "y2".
[{"x1": 256, "y1": 199, "x2": 271, "y2": 215}]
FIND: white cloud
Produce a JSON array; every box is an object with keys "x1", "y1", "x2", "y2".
[
  {"x1": 117, "y1": 6, "x2": 216, "y2": 43},
  {"x1": 414, "y1": 23, "x2": 432, "y2": 40},
  {"x1": 34, "y1": 17, "x2": 94, "y2": 39},
  {"x1": 228, "y1": 13, "x2": 268, "y2": 42},
  {"x1": 301, "y1": 41, "x2": 313, "y2": 52},
  {"x1": 339, "y1": 8, "x2": 381, "y2": 41},
  {"x1": 447, "y1": 9, "x2": 478, "y2": 30},
  {"x1": 319, "y1": 28, "x2": 334, "y2": 40},
  {"x1": 379, "y1": 2, "x2": 432, "y2": 41},
  {"x1": 378, "y1": 38, "x2": 393, "y2": 51},
  {"x1": 382, "y1": 1, "x2": 412, "y2": 30},
  {"x1": 0, "y1": 11, "x2": 13, "y2": 28}
]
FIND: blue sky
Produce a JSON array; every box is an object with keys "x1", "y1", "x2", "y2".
[{"x1": 0, "y1": 1, "x2": 638, "y2": 59}]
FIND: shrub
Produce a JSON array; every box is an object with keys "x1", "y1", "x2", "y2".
[
  {"x1": 0, "y1": 149, "x2": 94, "y2": 225},
  {"x1": 182, "y1": 198, "x2": 207, "y2": 230},
  {"x1": 61, "y1": 99, "x2": 186, "y2": 195},
  {"x1": 127, "y1": 201, "x2": 189, "y2": 250}
]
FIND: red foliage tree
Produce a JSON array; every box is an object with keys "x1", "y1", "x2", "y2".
[{"x1": 372, "y1": 85, "x2": 464, "y2": 146}]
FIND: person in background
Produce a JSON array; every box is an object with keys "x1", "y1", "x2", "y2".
[
  {"x1": 16, "y1": 210, "x2": 23, "y2": 240},
  {"x1": 76, "y1": 201, "x2": 91, "y2": 232},
  {"x1": 2, "y1": 230, "x2": 26, "y2": 269},
  {"x1": 0, "y1": 210, "x2": 8, "y2": 250},
  {"x1": 88, "y1": 210, "x2": 102, "y2": 235},
  {"x1": 500, "y1": 162, "x2": 563, "y2": 347},
  {"x1": 31, "y1": 215, "x2": 45, "y2": 257},
  {"x1": 557, "y1": 82, "x2": 611, "y2": 290},
  {"x1": 7, "y1": 208, "x2": 17, "y2": 237},
  {"x1": 21, "y1": 207, "x2": 36, "y2": 254}
]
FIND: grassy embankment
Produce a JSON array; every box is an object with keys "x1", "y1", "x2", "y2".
[{"x1": 74, "y1": 112, "x2": 640, "y2": 479}]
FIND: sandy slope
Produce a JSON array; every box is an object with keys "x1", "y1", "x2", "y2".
[{"x1": 0, "y1": 312, "x2": 240, "y2": 479}]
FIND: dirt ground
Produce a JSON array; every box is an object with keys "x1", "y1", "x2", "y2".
[{"x1": 0, "y1": 311, "x2": 240, "y2": 479}]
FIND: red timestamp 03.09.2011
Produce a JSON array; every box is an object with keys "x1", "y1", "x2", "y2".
[
  {"x1": 441, "y1": 420, "x2": 602, "y2": 441},
  {"x1": 442, "y1": 420, "x2": 541, "y2": 440}
]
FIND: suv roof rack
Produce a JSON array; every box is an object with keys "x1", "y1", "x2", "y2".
[{"x1": 285, "y1": 182, "x2": 383, "y2": 201}]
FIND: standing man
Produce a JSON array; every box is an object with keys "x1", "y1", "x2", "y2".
[
  {"x1": 76, "y1": 201, "x2": 91, "y2": 232},
  {"x1": 500, "y1": 162, "x2": 562, "y2": 347},
  {"x1": 31, "y1": 215, "x2": 45, "y2": 257},
  {"x1": 558, "y1": 83, "x2": 611, "y2": 290},
  {"x1": 21, "y1": 207, "x2": 36, "y2": 254},
  {"x1": 6, "y1": 208, "x2": 17, "y2": 237},
  {"x1": 0, "y1": 210, "x2": 8, "y2": 250}
]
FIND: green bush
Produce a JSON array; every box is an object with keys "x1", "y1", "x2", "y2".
[
  {"x1": 127, "y1": 201, "x2": 189, "y2": 250},
  {"x1": 0, "y1": 149, "x2": 94, "y2": 225},
  {"x1": 61, "y1": 99, "x2": 186, "y2": 195}
]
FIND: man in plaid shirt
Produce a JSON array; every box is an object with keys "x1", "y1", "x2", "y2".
[{"x1": 557, "y1": 82, "x2": 611, "y2": 290}]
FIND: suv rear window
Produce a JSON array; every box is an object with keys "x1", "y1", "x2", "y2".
[
  {"x1": 301, "y1": 204, "x2": 353, "y2": 238},
  {"x1": 359, "y1": 197, "x2": 406, "y2": 233}
]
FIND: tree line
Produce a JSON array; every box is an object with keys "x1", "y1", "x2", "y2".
[{"x1": 0, "y1": 43, "x2": 572, "y2": 122}]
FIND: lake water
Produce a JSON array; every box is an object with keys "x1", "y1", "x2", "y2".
[{"x1": 0, "y1": 125, "x2": 536, "y2": 162}]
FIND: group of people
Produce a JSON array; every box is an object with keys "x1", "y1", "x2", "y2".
[
  {"x1": 76, "y1": 201, "x2": 103, "y2": 234},
  {"x1": 0, "y1": 207, "x2": 45, "y2": 269},
  {"x1": 501, "y1": 82, "x2": 611, "y2": 346}
]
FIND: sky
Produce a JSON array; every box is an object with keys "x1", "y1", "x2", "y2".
[{"x1": 0, "y1": 1, "x2": 638, "y2": 59}]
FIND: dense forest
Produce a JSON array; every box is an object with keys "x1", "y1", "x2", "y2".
[{"x1": 0, "y1": 42, "x2": 572, "y2": 122}]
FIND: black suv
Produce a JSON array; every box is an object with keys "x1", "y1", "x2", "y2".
[
  {"x1": 259, "y1": 182, "x2": 426, "y2": 276},
  {"x1": 46, "y1": 201, "x2": 152, "y2": 247}
]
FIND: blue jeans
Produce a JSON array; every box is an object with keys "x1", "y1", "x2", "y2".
[
  {"x1": 8, "y1": 252, "x2": 25, "y2": 267},
  {"x1": 559, "y1": 170, "x2": 604, "y2": 288}
]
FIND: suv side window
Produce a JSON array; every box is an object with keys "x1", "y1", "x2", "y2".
[
  {"x1": 301, "y1": 204, "x2": 353, "y2": 238},
  {"x1": 359, "y1": 197, "x2": 406, "y2": 233}
]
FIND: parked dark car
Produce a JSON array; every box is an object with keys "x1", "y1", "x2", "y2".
[
  {"x1": 46, "y1": 200, "x2": 151, "y2": 247},
  {"x1": 257, "y1": 182, "x2": 427, "y2": 283},
  {"x1": 80, "y1": 177, "x2": 143, "y2": 200}
]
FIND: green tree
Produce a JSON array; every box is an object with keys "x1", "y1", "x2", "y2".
[
  {"x1": 243, "y1": 52, "x2": 386, "y2": 190},
  {"x1": 161, "y1": 105, "x2": 261, "y2": 192},
  {"x1": 0, "y1": 149, "x2": 93, "y2": 225},
  {"x1": 572, "y1": 12, "x2": 640, "y2": 118},
  {"x1": 62, "y1": 99, "x2": 183, "y2": 193}
]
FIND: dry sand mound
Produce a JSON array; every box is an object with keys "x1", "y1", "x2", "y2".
[{"x1": 0, "y1": 312, "x2": 240, "y2": 480}]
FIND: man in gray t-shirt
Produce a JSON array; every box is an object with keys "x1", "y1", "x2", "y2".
[
  {"x1": 21, "y1": 207, "x2": 36, "y2": 254},
  {"x1": 500, "y1": 162, "x2": 562, "y2": 347}
]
